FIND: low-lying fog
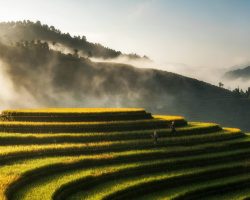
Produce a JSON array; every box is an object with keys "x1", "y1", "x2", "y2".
[{"x1": 91, "y1": 56, "x2": 250, "y2": 91}]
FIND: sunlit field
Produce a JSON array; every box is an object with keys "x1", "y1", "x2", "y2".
[{"x1": 0, "y1": 108, "x2": 249, "y2": 200}]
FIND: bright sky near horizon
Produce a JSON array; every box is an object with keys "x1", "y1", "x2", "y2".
[{"x1": 0, "y1": 0, "x2": 250, "y2": 71}]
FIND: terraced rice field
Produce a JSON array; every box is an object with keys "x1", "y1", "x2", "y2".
[{"x1": 0, "y1": 108, "x2": 249, "y2": 200}]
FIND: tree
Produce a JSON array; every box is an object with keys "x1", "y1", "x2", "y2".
[
  {"x1": 42, "y1": 42, "x2": 49, "y2": 49},
  {"x1": 81, "y1": 36, "x2": 86, "y2": 41},
  {"x1": 219, "y1": 82, "x2": 224, "y2": 88},
  {"x1": 50, "y1": 26, "x2": 56, "y2": 31},
  {"x1": 246, "y1": 87, "x2": 250, "y2": 98},
  {"x1": 232, "y1": 87, "x2": 240, "y2": 97},
  {"x1": 87, "y1": 51, "x2": 92, "y2": 58},
  {"x1": 73, "y1": 49, "x2": 79, "y2": 57},
  {"x1": 35, "y1": 21, "x2": 41, "y2": 26}
]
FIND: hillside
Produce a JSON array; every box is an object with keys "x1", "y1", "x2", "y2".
[
  {"x1": 0, "y1": 108, "x2": 249, "y2": 200},
  {"x1": 224, "y1": 66, "x2": 250, "y2": 80},
  {"x1": 0, "y1": 21, "x2": 250, "y2": 131},
  {"x1": 0, "y1": 21, "x2": 147, "y2": 60}
]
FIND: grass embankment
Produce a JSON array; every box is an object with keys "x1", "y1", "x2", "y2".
[
  {"x1": 0, "y1": 122, "x2": 222, "y2": 145},
  {"x1": 1, "y1": 108, "x2": 145, "y2": 114},
  {"x1": 0, "y1": 116, "x2": 187, "y2": 133},
  {"x1": 0, "y1": 108, "x2": 248, "y2": 200},
  {"x1": 1, "y1": 108, "x2": 152, "y2": 122},
  {"x1": 0, "y1": 129, "x2": 245, "y2": 165}
]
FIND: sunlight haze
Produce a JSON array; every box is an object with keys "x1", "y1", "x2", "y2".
[{"x1": 0, "y1": 0, "x2": 249, "y2": 72}]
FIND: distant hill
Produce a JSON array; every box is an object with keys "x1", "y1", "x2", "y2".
[
  {"x1": 0, "y1": 20, "x2": 148, "y2": 60},
  {"x1": 224, "y1": 66, "x2": 250, "y2": 80},
  {"x1": 0, "y1": 21, "x2": 250, "y2": 131}
]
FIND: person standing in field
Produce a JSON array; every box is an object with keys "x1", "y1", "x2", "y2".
[
  {"x1": 170, "y1": 121, "x2": 176, "y2": 133},
  {"x1": 152, "y1": 130, "x2": 158, "y2": 145}
]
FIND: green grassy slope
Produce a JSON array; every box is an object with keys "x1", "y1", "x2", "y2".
[{"x1": 0, "y1": 108, "x2": 249, "y2": 200}]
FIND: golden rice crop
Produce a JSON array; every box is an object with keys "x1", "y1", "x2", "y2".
[{"x1": 0, "y1": 108, "x2": 248, "y2": 200}]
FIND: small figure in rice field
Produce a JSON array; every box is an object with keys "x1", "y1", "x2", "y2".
[
  {"x1": 152, "y1": 130, "x2": 158, "y2": 145},
  {"x1": 170, "y1": 121, "x2": 176, "y2": 133}
]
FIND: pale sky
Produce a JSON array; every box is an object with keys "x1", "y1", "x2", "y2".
[{"x1": 0, "y1": 0, "x2": 250, "y2": 71}]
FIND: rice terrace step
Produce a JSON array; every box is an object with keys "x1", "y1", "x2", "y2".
[{"x1": 0, "y1": 108, "x2": 249, "y2": 200}]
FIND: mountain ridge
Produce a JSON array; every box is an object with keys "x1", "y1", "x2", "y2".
[
  {"x1": 0, "y1": 20, "x2": 149, "y2": 60},
  {"x1": 224, "y1": 66, "x2": 250, "y2": 80}
]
